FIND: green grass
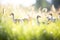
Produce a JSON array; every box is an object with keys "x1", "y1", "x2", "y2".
[{"x1": 0, "y1": 13, "x2": 60, "y2": 40}]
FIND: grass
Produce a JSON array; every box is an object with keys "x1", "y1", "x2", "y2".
[{"x1": 0, "y1": 13, "x2": 60, "y2": 40}]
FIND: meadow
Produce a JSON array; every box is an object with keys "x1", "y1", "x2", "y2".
[{"x1": 0, "y1": 5, "x2": 60, "y2": 40}]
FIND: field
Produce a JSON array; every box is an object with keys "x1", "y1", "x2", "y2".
[{"x1": 0, "y1": 5, "x2": 60, "y2": 40}]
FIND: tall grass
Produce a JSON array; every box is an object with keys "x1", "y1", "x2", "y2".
[{"x1": 0, "y1": 12, "x2": 60, "y2": 40}]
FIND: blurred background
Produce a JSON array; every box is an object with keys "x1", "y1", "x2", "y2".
[{"x1": 0, "y1": 0, "x2": 60, "y2": 40}]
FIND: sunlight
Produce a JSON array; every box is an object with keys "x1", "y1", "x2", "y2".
[
  {"x1": 0, "y1": 0, "x2": 9, "y2": 5},
  {"x1": 21, "y1": 0, "x2": 36, "y2": 7},
  {"x1": 12, "y1": 27, "x2": 17, "y2": 32},
  {"x1": 0, "y1": 0, "x2": 36, "y2": 7}
]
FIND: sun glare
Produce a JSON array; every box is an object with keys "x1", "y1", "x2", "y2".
[
  {"x1": 21, "y1": 0, "x2": 36, "y2": 7},
  {"x1": 0, "y1": 0, "x2": 36, "y2": 7}
]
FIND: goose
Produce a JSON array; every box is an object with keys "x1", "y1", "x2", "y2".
[
  {"x1": 10, "y1": 13, "x2": 22, "y2": 23},
  {"x1": 10, "y1": 13, "x2": 29, "y2": 23},
  {"x1": 47, "y1": 13, "x2": 56, "y2": 22},
  {"x1": 36, "y1": 15, "x2": 41, "y2": 25}
]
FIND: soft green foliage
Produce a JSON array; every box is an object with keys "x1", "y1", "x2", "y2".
[{"x1": 0, "y1": 13, "x2": 60, "y2": 40}]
